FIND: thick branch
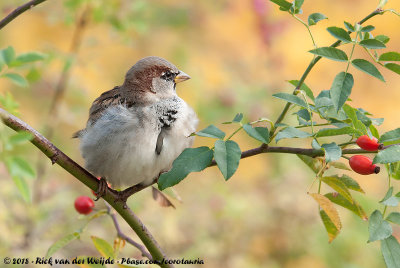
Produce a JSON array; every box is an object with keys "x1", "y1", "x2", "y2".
[
  {"x1": 0, "y1": 108, "x2": 173, "y2": 268},
  {"x1": 106, "y1": 204, "x2": 153, "y2": 260},
  {"x1": 0, "y1": 0, "x2": 47, "y2": 30}
]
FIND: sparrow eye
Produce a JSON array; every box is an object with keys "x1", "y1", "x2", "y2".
[{"x1": 161, "y1": 70, "x2": 176, "y2": 81}]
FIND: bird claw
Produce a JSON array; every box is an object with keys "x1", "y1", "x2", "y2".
[
  {"x1": 111, "y1": 184, "x2": 146, "y2": 209},
  {"x1": 94, "y1": 177, "x2": 108, "y2": 201}
]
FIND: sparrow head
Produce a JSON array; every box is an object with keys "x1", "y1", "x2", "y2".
[{"x1": 122, "y1": 56, "x2": 190, "y2": 102}]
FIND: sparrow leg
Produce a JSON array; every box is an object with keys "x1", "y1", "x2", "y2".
[
  {"x1": 94, "y1": 177, "x2": 108, "y2": 201},
  {"x1": 112, "y1": 184, "x2": 148, "y2": 209}
]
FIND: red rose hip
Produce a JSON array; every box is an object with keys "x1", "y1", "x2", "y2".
[
  {"x1": 349, "y1": 155, "x2": 380, "y2": 175},
  {"x1": 356, "y1": 135, "x2": 383, "y2": 151},
  {"x1": 74, "y1": 196, "x2": 95, "y2": 215}
]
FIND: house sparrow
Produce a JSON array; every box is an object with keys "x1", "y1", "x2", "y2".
[{"x1": 74, "y1": 56, "x2": 198, "y2": 205}]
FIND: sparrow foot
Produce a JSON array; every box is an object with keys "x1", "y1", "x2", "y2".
[
  {"x1": 112, "y1": 184, "x2": 147, "y2": 209},
  {"x1": 94, "y1": 177, "x2": 108, "y2": 201}
]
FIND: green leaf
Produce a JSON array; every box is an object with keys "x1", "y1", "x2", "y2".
[
  {"x1": 196, "y1": 125, "x2": 225, "y2": 139},
  {"x1": 320, "y1": 176, "x2": 352, "y2": 202},
  {"x1": 381, "y1": 187, "x2": 394, "y2": 202},
  {"x1": 351, "y1": 59, "x2": 385, "y2": 81},
  {"x1": 91, "y1": 236, "x2": 115, "y2": 258},
  {"x1": 375, "y1": 35, "x2": 390, "y2": 44},
  {"x1": 344, "y1": 21, "x2": 355, "y2": 32},
  {"x1": 338, "y1": 174, "x2": 364, "y2": 193},
  {"x1": 320, "y1": 209, "x2": 340, "y2": 243},
  {"x1": 385, "y1": 63, "x2": 400, "y2": 75},
  {"x1": 275, "y1": 127, "x2": 312, "y2": 143},
  {"x1": 288, "y1": 80, "x2": 315, "y2": 101},
  {"x1": 321, "y1": 143, "x2": 342, "y2": 163},
  {"x1": 386, "y1": 212, "x2": 400, "y2": 225},
  {"x1": 330, "y1": 72, "x2": 354, "y2": 112},
  {"x1": 12, "y1": 176, "x2": 30, "y2": 203},
  {"x1": 214, "y1": 140, "x2": 241, "y2": 180},
  {"x1": 296, "y1": 109, "x2": 311, "y2": 122},
  {"x1": 379, "y1": 52, "x2": 400, "y2": 62},
  {"x1": 297, "y1": 154, "x2": 322, "y2": 174},
  {"x1": 5, "y1": 156, "x2": 36, "y2": 179},
  {"x1": 381, "y1": 128, "x2": 400, "y2": 143},
  {"x1": 308, "y1": 13, "x2": 328, "y2": 26},
  {"x1": 1, "y1": 73, "x2": 28, "y2": 87},
  {"x1": 368, "y1": 210, "x2": 392, "y2": 242},
  {"x1": 272, "y1": 92, "x2": 308, "y2": 108},
  {"x1": 329, "y1": 161, "x2": 351, "y2": 171},
  {"x1": 46, "y1": 232, "x2": 81, "y2": 258},
  {"x1": 325, "y1": 192, "x2": 367, "y2": 220},
  {"x1": 327, "y1": 27, "x2": 352, "y2": 43},
  {"x1": 158, "y1": 147, "x2": 213, "y2": 190},
  {"x1": 309, "y1": 47, "x2": 348, "y2": 62},
  {"x1": 0, "y1": 46, "x2": 15, "y2": 65},
  {"x1": 359, "y1": 39, "x2": 386, "y2": 49},
  {"x1": 13, "y1": 52, "x2": 46, "y2": 64},
  {"x1": 9, "y1": 131, "x2": 33, "y2": 145},
  {"x1": 232, "y1": 113, "x2": 243, "y2": 123},
  {"x1": 373, "y1": 145, "x2": 400, "y2": 164},
  {"x1": 269, "y1": 0, "x2": 292, "y2": 11},
  {"x1": 316, "y1": 126, "x2": 358, "y2": 137},
  {"x1": 381, "y1": 236, "x2": 400, "y2": 268},
  {"x1": 361, "y1": 25, "x2": 375, "y2": 32},
  {"x1": 343, "y1": 104, "x2": 367, "y2": 135},
  {"x1": 243, "y1": 124, "x2": 269, "y2": 144}
]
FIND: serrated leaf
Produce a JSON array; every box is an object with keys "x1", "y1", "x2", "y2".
[
  {"x1": 359, "y1": 39, "x2": 386, "y2": 49},
  {"x1": 272, "y1": 92, "x2": 308, "y2": 108},
  {"x1": 196, "y1": 125, "x2": 225, "y2": 139},
  {"x1": 381, "y1": 128, "x2": 400, "y2": 143},
  {"x1": 12, "y1": 176, "x2": 30, "y2": 203},
  {"x1": 338, "y1": 174, "x2": 364, "y2": 193},
  {"x1": 158, "y1": 147, "x2": 213, "y2": 190},
  {"x1": 343, "y1": 104, "x2": 367, "y2": 135},
  {"x1": 1, "y1": 73, "x2": 28, "y2": 87},
  {"x1": 310, "y1": 193, "x2": 342, "y2": 230},
  {"x1": 308, "y1": 13, "x2": 328, "y2": 26},
  {"x1": 9, "y1": 131, "x2": 33, "y2": 145},
  {"x1": 232, "y1": 113, "x2": 243, "y2": 123},
  {"x1": 351, "y1": 59, "x2": 385, "y2": 81},
  {"x1": 327, "y1": 27, "x2": 352, "y2": 43},
  {"x1": 46, "y1": 232, "x2": 81, "y2": 258},
  {"x1": 321, "y1": 143, "x2": 342, "y2": 163},
  {"x1": 325, "y1": 193, "x2": 367, "y2": 220},
  {"x1": 296, "y1": 109, "x2": 311, "y2": 122},
  {"x1": 0, "y1": 46, "x2": 15, "y2": 65},
  {"x1": 91, "y1": 236, "x2": 115, "y2": 258},
  {"x1": 309, "y1": 47, "x2": 348, "y2": 62},
  {"x1": 373, "y1": 145, "x2": 400, "y2": 164},
  {"x1": 386, "y1": 212, "x2": 400, "y2": 225},
  {"x1": 330, "y1": 72, "x2": 354, "y2": 112},
  {"x1": 297, "y1": 154, "x2": 322, "y2": 174},
  {"x1": 379, "y1": 52, "x2": 400, "y2": 62},
  {"x1": 361, "y1": 25, "x2": 375, "y2": 32},
  {"x1": 316, "y1": 126, "x2": 357, "y2": 137},
  {"x1": 320, "y1": 209, "x2": 340, "y2": 243},
  {"x1": 381, "y1": 236, "x2": 400, "y2": 268},
  {"x1": 5, "y1": 156, "x2": 36, "y2": 179},
  {"x1": 288, "y1": 80, "x2": 315, "y2": 101},
  {"x1": 368, "y1": 210, "x2": 392, "y2": 242},
  {"x1": 243, "y1": 124, "x2": 269, "y2": 143},
  {"x1": 385, "y1": 63, "x2": 400, "y2": 75},
  {"x1": 344, "y1": 21, "x2": 355, "y2": 32},
  {"x1": 375, "y1": 35, "x2": 390, "y2": 44},
  {"x1": 275, "y1": 127, "x2": 312, "y2": 143},
  {"x1": 214, "y1": 140, "x2": 241, "y2": 180},
  {"x1": 269, "y1": 0, "x2": 292, "y2": 11},
  {"x1": 321, "y1": 176, "x2": 352, "y2": 202}
]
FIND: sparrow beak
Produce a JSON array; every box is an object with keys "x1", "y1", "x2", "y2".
[{"x1": 174, "y1": 71, "x2": 191, "y2": 83}]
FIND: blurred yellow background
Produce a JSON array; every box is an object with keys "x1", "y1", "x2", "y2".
[{"x1": 1, "y1": 0, "x2": 400, "y2": 267}]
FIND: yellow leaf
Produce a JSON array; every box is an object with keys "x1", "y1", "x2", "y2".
[{"x1": 309, "y1": 193, "x2": 342, "y2": 230}]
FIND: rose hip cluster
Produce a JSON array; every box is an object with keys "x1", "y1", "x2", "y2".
[{"x1": 349, "y1": 135, "x2": 383, "y2": 175}]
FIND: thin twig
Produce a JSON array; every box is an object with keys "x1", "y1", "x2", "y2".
[
  {"x1": 0, "y1": 0, "x2": 47, "y2": 30},
  {"x1": 105, "y1": 204, "x2": 153, "y2": 260},
  {"x1": 0, "y1": 108, "x2": 173, "y2": 268}
]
